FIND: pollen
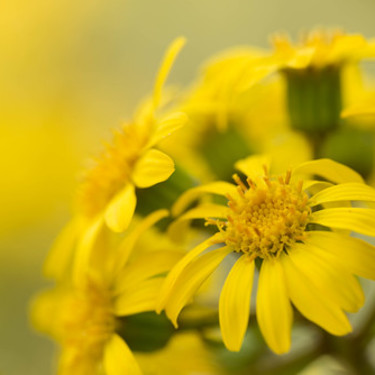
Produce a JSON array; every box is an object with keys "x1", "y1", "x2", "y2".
[
  {"x1": 218, "y1": 170, "x2": 310, "y2": 259},
  {"x1": 59, "y1": 279, "x2": 116, "y2": 363},
  {"x1": 77, "y1": 123, "x2": 148, "y2": 218}
]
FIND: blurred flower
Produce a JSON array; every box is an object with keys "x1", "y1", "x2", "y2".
[
  {"x1": 272, "y1": 29, "x2": 375, "y2": 69},
  {"x1": 161, "y1": 48, "x2": 288, "y2": 182},
  {"x1": 77, "y1": 37, "x2": 187, "y2": 233},
  {"x1": 44, "y1": 38, "x2": 188, "y2": 280},
  {"x1": 158, "y1": 156, "x2": 375, "y2": 354},
  {"x1": 32, "y1": 210, "x2": 183, "y2": 375}
]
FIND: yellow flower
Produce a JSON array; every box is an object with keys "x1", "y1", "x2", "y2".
[
  {"x1": 77, "y1": 37, "x2": 187, "y2": 233},
  {"x1": 158, "y1": 156, "x2": 375, "y2": 354},
  {"x1": 32, "y1": 210, "x2": 183, "y2": 375},
  {"x1": 44, "y1": 38, "x2": 188, "y2": 280},
  {"x1": 160, "y1": 48, "x2": 286, "y2": 182},
  {"x1": 272, "y1": 29, "x2": 375, "y2": 69}
]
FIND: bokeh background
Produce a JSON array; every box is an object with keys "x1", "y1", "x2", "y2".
[{"x1": 2, "y1": 1, "x2": 375, "y2": 374}]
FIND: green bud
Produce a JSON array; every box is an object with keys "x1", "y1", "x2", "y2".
[
  {"x1": 116, "y1": 311, "x2": 174, "y2": 352},
  {"x1": 284, "y1": 66, "x2": 342, "y2": 134}
]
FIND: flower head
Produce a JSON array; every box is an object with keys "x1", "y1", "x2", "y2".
[
  {"x1": 272, "y1": 29, "x2": 375, "y2": 69},
  {"x1": 158, "y1": 156, "x2": 375, "y2": 354},
  {"x1": 44, "y1": 38, "x2": 187, "y2": 281},
  {"x1": 32, "y1": 210, "x2": 183, "y2": 374}
]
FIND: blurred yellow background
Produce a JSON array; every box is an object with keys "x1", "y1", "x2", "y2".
[{"x1": 1, "y1": 0, "x2": 375, "y2": 373}]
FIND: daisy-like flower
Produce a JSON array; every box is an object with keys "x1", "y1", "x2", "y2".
[
  {"x1": 271, "y1": 29, "x2": 375, "y2": 135},
  {"x1": 158, "y1": 156, "x2": 375, "y2": 354},
  {"x1": 272, "y1": 29, "x2": 375, "y2": 69},
  {"x1": 78, "y1": 37, "x2": 187, "y2": 233},
  {"x1": 32, "y1": 210, "x2": 183, "y2": 374},
  {"x1": 44, "y1": 38, "x2": 187, "y2": 280}
]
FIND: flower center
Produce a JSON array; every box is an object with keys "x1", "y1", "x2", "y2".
[
  {"x1": 77, "y1": 123, "x2": 148, "y2": 218},
  {"x1": 220, "y1": 171, "x2": 310, "y2": 259},
  {"x1": 59, "y1": 280, "x2": 115, "y2": 366}
]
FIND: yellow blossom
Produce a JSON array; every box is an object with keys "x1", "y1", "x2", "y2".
[
  {"x1": 44, "y1": 38, "x2": 187, "y2": 280},
  {"x1": 32, "y1": 210, "x2": 183, "y2": 375},
  {"x1": 272, "y1": 29, "x2": 375, "y2": 69},
  {"x1": 158, "y1": 156, "x2": 375, "y2": 355}
]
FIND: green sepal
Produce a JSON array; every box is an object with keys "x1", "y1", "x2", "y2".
[
  {"x1": 116, "y1": 311, "x2": 175, "y2": 353},
  {"x1": 284, "y1": 66, "x2": 342, "y2": 135}
]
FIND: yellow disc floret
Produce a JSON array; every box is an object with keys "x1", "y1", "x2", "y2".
[
  {"x1": 77, "y1": 123, "x2": 148, "y2": 218},
  {"x1": 58, "y1": 279, "x2": 116, "y2": 371},
  {"x1": 218, "y1": 170, "x2": 310, "y2": 259}
]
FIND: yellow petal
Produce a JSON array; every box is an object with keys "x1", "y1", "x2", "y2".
[
  {"x1": 153, "y1": 37, "x2": 186, "y2": 110},
  {"x1": 104, "y1": 183, "x2": 137, "y2": 233},
  {"x1": 293, "y1": 159, "x2": 364, "y2": 184},
  {"x1": 110, "y1": 209, "x2": 169, "y2": 275},
  {"x1": 165, "y1": 246, "x2": 232, "y2": 327},
  {"x1": 147, "y1": 111, "x2": 188, "y2": 148},
  {"x1": 289, "y1": 243, "x2": 364, "y2": 313},
  {"x1": 256, "y1": 259, "x2": 292, "y2": 354},
  {"x1": 310, "y1": 183, "x2": 375, "y2": 206},
  {"x1": 311, "y1": 207, "x2": 375, "y2": 236},
  {"x1": 234, "y1": 155, "x2": 271, "y2": 180},
  {"x1": 306, "y1": 231, "x2": 375, "y2": 280},
  {"x1": 114, "y1": 250, "x2": 183, "y2": 295},
  {"x1": 172, "y1": 181, "x2": 237, "y2": 217},
  {"x1": 219, "y1": 255, "x2": 254, "y2": 352},
  {"x1": 73, "y1": 216, "x2": 105, "y2": 288},
  {"x1": 156, "y1": 234, "x2": 221, "y2": 313},
  {"x1": 281, "y1": 249, "x2": 352, "y2": 335},
  {"x1": 342, "y1": 103, "x2": 375, "y2": 118},
  {"x1": 132, "y1": 149, "x2": 175, "y2": 188},
  {"x1": 43, "y1": 218, "x2": 79, "y2": 280},
  {"x1": 104, "y1": 334, "x2": 142, "y2": 375},
  {"x1": 114, "y1": 278, "x2": 164, "y2": 316}
]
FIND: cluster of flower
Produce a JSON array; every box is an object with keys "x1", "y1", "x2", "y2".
[{"x1": 32, "y1": 31, "x2": 375, "y2": 374}]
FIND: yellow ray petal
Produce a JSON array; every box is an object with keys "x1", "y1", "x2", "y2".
[
  {"x1": 156, "y1": 234, "x2": 221, "y2": 313},
  {"x1": 288, "y1": 243, "x2": 364, "y2": 313},
  {"x1": 43, "y1": 218, "x2": 79, "y2": 280},
  {"x1": 172, "y1": 181, "x2": 237, "y2": 217},
  {"x1": 281, "y1": 249, "x2": 352, "y2": 335},
  {"x1": 104, "y1": 334, "x2": 142, "y2": 375},
  {"x1": 165, "y1": 246, "x2": 232, "y2": 327},
  {"x1": 305, "y1": 231, "x2": 375, "y2": 280},
  {"x1": 132, "y1": 149, "x2": 175, "y2": 188},
  {"x1": 311, "y1": 207, "x2": 375, "y2": 236},
  {"x1": 342, "y1": 103, "x2": 375, "y2": 118},
  {"x1": 147, "y1": 112, "x2": 188, "y2": 148},
  {"x1": 256, "y1": 259, "x2": 292, "y2": 354},
  {"x1": 111, "y1": 209, "x2": 169, "y2": 275},
  {"x1": 234, "y1": 155, "x2": 271, "y2": 180},
  {"x1": 115, "y1": 250, "x2": 183, "y2": 295},
  {"x1": 73, "y1": 216, "x2": 104, "y2": 288},
  {"x1": 153, "y1": 37, "x2": 186, "y2": 110},
  {"x1": 104, "y1": 183, "x2": 137, "y2": 233},
  {"x1": 219, "y1": 254, "x2": 254, "y2": 352},
  {"x1": 293, "y1": 159, "x2": 364, "y2": 184},
  {"x1": 114, "y1": 278, "x2": 164, "y2": 316},
  {"x1": 310, "y1": 183, "x2": 375, "y2": 206}
]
